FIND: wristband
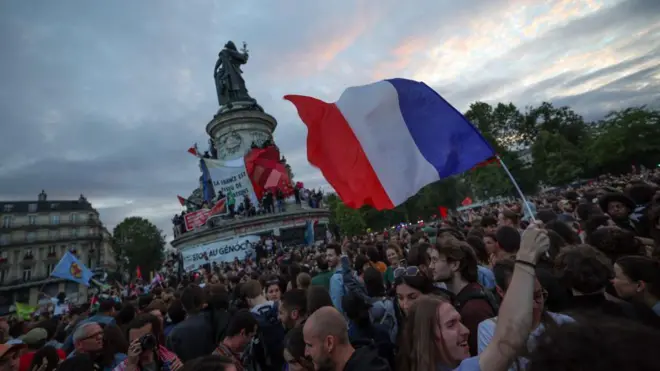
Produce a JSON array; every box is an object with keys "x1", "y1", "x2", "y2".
[{"x1": 515, "y1": 259, "x2": 536, "y2": 269}]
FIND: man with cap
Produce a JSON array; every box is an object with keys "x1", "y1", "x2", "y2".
[
  {"x1": 18, "y1": 328, "x2": 65, "y2": 371},
  {"x1": 0, "y1": 343, "x2": 26, "y2": 371}
]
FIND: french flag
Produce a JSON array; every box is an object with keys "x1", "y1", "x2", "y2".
[{"x1": 285, "y1": 78, "x2": 495, "y2": 210}]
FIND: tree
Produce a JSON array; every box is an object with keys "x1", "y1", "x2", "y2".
[
  {"x1": 326, "y1": 194, "x2": 367, "y2": 237},
  {"x1": 531, "y1": 130, "x2": 585, "y2": 185},
  {"x1": 112, "y1": 217, "x2": 166, "y2": 278},
  {"x1": 588, "y1": 107, "x2": 660, "y2": 174}
]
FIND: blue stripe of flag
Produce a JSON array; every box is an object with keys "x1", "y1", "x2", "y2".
[{"x1": 386, "y1": 78, "x2": 495, "y2": 178}]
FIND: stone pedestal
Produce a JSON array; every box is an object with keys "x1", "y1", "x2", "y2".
[{"x1": 206, "y1": 109, "x2": 278, "y2": 161}]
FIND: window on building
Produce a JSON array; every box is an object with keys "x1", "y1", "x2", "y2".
[
  {"x1": 70, "y1": 243, "x2": 78, "y2": 253},
  {"x1": 0, "y1": 269, "x2": 6, "y2": 284},
  {"x1": 70, "y1": 213, "x2": 79, "y2": 223},
  {"x1": 22, "y1": 267, "x2": 31, "y2": 281},
  {"x1": 51, "y1": 215, "x2": 60, "y2": 225},
  {"x1": 48, "y1": 245, "x2": 56, "y2": 255},
  {"x1": 2, "y1": 204, "x2": 13, "y2": 212},
  {"x1": 50, "y1": 203, "x2": 59, "y2": 210},
  {"x1": 2, "y1": 216, "x2": 11, "y2": 228},
  {"x1": 0, "y1": 235, "x2": 8, "y2": 246},
  {"x1": 49, "y1": 230, "x2": 60, "y2": 239},
  {"x1": 28, "y1": 203, "x2": 37, "y2": 213},
  {"x1": 26, "y1": 232, "x2": 36, "y2": 242},
  {"x1": 28, "y1": 215, "x2": 37, "y2": 225},
  {"x1": 71, "y1": 228, "x2": 78, "y2": 237},
  {"x1": 87, "y1": 256, "x2": 93, "y2": 269},
  {"x1": 25, "y1": 248, "x2": 33, "y2": 257},
  {"x1": 46, "y1": 263, "x2": 55, "y2": 275}
]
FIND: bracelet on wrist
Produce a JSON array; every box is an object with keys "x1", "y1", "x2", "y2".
[{"x1": 515, "y1": 259, "x2": 536, "y2": 269}]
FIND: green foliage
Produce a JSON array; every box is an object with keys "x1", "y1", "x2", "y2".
[
  {"x1": 112, "y1": 216, "x2": 166, "y2": 278},
  {"x1": 326, "y1": 102, "x2": 660, "y2": 232},
  {"x1": 326, "y1": 194, "x2": 366, "y2": 237}
]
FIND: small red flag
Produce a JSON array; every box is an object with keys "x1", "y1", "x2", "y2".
[
  {"x1": 461, "y1": 197, "x2": 473, "y2": 206},
  {"x1": 177, "y1": 195, "x2": 186, "y2": 206},
  {"x1": 471, "y1": 156, "x2": 500, "y2": 170},
  {"x1": 187, "y1": 146, "x2": 198, "y2": 156},
  {"x1": 438, "y1": 206, "x2": 448, "y2": 219},
  {"x1": 136, "y1": 266, "x2": 142, "y2": 280}
]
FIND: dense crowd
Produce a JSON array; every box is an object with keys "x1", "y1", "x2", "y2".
[{"x1": 2, "y1": 169, "x2": 660, "y2": 371}]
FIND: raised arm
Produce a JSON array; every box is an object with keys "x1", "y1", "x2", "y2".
[{"x1": 478, "y1": 224, "x2": 549, "y2": 371}]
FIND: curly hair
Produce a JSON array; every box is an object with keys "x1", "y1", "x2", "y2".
[
  {"x1": 526, "y1": 315, "x2": 660, "y2": 371},
  {"x1": 588, "y1": 226, "x2": 643, "y2": 262},
  {"x1": 554, "y1": 245, "x2": 613, "y2": 294}
]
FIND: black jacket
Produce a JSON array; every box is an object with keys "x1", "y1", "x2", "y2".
[{"x1": 343, "y1": 345, "x2": 391, "y2": 371}]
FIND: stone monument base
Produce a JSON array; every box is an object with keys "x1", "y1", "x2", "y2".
[
  {"x1": 171, "y1": 205, "x2": 330, "y2": 251},
  {"x1": 206, "y1": 108, "x2": 277, "y2": 160}
]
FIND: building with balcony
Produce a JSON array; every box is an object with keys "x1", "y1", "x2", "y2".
[{"x1": 0, "y1": 190, "x2": 116, "y2": 314}]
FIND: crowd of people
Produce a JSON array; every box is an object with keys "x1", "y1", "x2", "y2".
[
  {"x1": 2, "y1": 169, "x2": 660, "y2": 371},
  {"x1": 172, "y1": 185, "x2": 325, "y2": 237}
]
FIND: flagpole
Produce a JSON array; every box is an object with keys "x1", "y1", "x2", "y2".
[{"x1": 496, "y1": 156, "x2": 536, "y2": 222}]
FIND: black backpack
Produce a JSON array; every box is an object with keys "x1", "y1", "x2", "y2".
[
  {"x1": 453, "y1": 284, "x2": 500, "y2": 314},
  {"x1": 242, "y1": 303, "x2": 285, "y2": 371}
]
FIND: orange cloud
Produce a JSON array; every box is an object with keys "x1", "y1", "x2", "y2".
[
  {"x1": 266, "y1": 3, "x2": 379, "y2": 80},
  {"x1": 369, "y1": 0, "x2": 609, "y2": 85}
]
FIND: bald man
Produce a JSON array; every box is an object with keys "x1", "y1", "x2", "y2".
[{"x1": 302, "y1": 306, "x2": 390, "y2": 371}]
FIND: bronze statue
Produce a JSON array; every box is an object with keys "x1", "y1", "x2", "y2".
[{"x1": 214, "y1": 41, "x2": 254, "y2": 108}]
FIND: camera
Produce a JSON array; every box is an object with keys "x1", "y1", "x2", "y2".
[{"x1": 139, "y1": 333, "x2": 157, "y2": 351}]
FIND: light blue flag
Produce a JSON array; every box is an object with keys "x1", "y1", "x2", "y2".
[
  {"x1": 304, "y1": 220, "x2": 315, "y2": 246},
  {"x1": 50, "y1": 252, "x2": 93, "y2": 286}
]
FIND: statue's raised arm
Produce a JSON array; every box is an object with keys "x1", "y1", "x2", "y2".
[{"x1": 213, "y1": 40, "x2": 256, "y2": 110}]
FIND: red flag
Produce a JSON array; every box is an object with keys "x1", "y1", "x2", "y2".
[
  {"x1": 245, "y1": 146, "x2": 292, "y2": 199},
  {"x1": 471, "y1": 156, "x2": 500, "y2": 170},
  {"x1": 461, "y1": 197, "x2": 473, "y2": 206},
  {"x1": 438, "y1": 206, "x2": 448, "y2": 219},
  {"x1": 187, "y1": 146, "x2": 198, "y2": 156},
  {"x1": 210, "y1": 197, "x2": 227, "y2": 215},
  {"x1": 136, "y1": 266, "x2": 142, "y2": 280},
  {"x1": 177, "y1": 195, "x2": 186, "y2": 206}
]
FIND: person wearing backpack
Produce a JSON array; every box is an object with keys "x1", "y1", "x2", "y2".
[
  {"x1": 341, "y1": 292, "x2": 395, "y2": 370},
  {"x1": 429, "y1": 240, "x2": 498, "y2": 356},
  {"x1": 240, "y1": 280, "x2": 285, "y2": 371}
]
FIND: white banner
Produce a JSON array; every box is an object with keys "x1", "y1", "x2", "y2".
[
  {"x1": 204, "y1": 158, "x2": 259, "y2": 208},
  {"x1": 181, "y1": 235, "x2": 260, "y2": 271}
]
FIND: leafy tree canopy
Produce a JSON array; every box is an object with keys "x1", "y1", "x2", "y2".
[{"x1": 112, "y1": 216, "x2": 165, "y2": 277}]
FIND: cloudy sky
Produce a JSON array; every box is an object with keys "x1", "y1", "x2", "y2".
[{"x1": 1, "y1": 0, "x2": 659, "y2": 240}]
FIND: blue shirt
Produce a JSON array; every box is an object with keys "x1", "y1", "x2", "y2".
[
  {"x1": 477, "y1": 312, "x2": 573, "y2": 370},
  {"x1": 437, "y1": 356, "x2": 481, "y2": 371},
  {"x1": 329, "y1": 268, "x2": 345, "y2": 313},
  {"x1": 477, "y1": 266, "x2": 496, "y2": 290},
  {"x1": 652, "y1": 301, "x2": 660, "y2": 316}
]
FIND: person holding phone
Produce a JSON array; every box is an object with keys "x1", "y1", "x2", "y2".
[{"x1": 113, "y1": 314, "x2": 182, "y2": 371}]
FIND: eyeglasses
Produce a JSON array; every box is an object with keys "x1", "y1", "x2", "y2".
[
  {"x1": 393, "y1": 266, "x2": 422, "y2": 279},
  {"x1": 80, "y1": 331, "x2": 104, "y2": 341}
]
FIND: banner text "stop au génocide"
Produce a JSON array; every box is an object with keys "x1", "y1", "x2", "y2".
[{"x1": 187, "y1": 240, "x2": 254, "y2": 262}]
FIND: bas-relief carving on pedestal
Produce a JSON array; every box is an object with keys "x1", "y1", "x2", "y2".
[
  {"x1": 215, "y1": 130, "x2": 272, "y2": 160},
  {"x1": 250, "y1": 131, "x2": 270, "y2": 147},
  {"x1": 217, "y1": 131, "x2": 244, "y2": 159}
]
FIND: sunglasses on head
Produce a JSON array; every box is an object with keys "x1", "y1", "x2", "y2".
[{"x1": 393, "y1": 266, "x2": 422, "y2": 279}]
